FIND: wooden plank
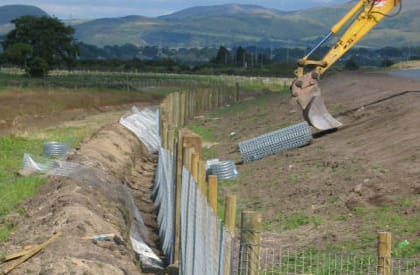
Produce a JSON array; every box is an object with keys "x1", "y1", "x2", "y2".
[{"x1": 3, "y1": 232, "x2": 61, "y2": 274}]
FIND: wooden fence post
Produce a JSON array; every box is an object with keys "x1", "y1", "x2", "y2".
[
  {"x1": 180, "y1": 91, "x2": 186, "y2": 127},
  {"x1": 185, "y1": 90, "x2": 191, "y2": 122},
  {"x1": 378, "y1": 231, "x2": 392, "y2": 275},
  {"x1": 191, "y1": 153, "x2": 199, "y2": 182},
  {"x1": 167, "y1": 127, "x2": 175, "y2": 153},
  {"x1": 198, "y1": 160, "x2": 207, "y2": 197},
  {"x1": 174, "y1": 92, "x2": 181, "y2": 127},
  {"x1": 208, "y1": 175, "x2": 218, "y2": 214},
  {"x1": 240, "y1": 211, "x2": 262, "y2": 275},
  {"x1": 224, "y1": 195, "x2": 237, "y2": 275},
  {"x1": 173, "y1": 129, "x2": 190, "y2": 263}
]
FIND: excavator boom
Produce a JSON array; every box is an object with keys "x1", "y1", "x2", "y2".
[{"x1": 291, "y1": 0, "x2": 401, "y2": 131}]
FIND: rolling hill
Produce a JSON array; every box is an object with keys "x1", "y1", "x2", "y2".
[
  {"x1": 0, "y1": 5, "x2": 47, "y2": 35},
  {"x1": 73, "y1": 1, "x2": 420, "y2": 48},
  {"x1": 1, "y1": 2, "x2": 419, "y2": 48},
  {"x1": 0, "y1": 4, "x2": 47, "y2": 25}
]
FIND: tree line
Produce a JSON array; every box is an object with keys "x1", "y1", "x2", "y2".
[{"x1": 1, "y1": 16, "x2": 419, "y2": 77}]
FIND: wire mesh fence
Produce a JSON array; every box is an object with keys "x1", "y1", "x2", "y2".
[
  {"x1": 180, "y1": 167, "x2": 234, "y2": 275},
  {"x1": 235, "y1": 244, "x2": 420, "y2": 275},
  {"x1": 152, "y1": 146, "x2": 236, "y2": 274},
  {"x1": 152, "y1": 81, "x2": 241, "y2": 272}
]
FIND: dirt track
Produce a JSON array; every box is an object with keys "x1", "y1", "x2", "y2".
[{"x1": 1, "y1": 71, "x2": 419, "y2": 273}]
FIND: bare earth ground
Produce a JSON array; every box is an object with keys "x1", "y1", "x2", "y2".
[
  {"x1": 196, "y1": 71, "x2": 420, "y2": 253},
  {"x1": 0, "y1": 71, "x2": 419, "y2": 273}
]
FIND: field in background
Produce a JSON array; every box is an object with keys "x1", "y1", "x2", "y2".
[{"x1": 0, "y1": 70, "x2": 288, "y2": 242}]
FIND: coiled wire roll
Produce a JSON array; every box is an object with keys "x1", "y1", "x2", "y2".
[
  {"x1": 43, "y1": 141, "x2": 68, "y2": 158},
  {"x1": 208, "y1": 160, "x2": 238, "y2": 181}
]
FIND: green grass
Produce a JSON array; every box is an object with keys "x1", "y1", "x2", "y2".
[
  {"x1": 0, "y1": 136, "x2": 46, "y2": 240},
  {"x1": 0, "y1": 126, "x2": 97, "y2": 241},
  {"x1": 201, "y1": 148, "x2": 218, "y2": 161},
  {"x1": 393, "y1": 239, "x2": 420, "y2": 258},
  {"x1": 189, "y1": 125, "x2": 215, "y2": 141},
  {"x1": 342, "y1": 200, "x2": 420, "y2": 257},
  {"x1": 276, "y1": 212, "x2": 323, "y2": 231}
]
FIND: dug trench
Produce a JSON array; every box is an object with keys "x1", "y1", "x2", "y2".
[
  {"x1": 0, "y1": 123, "x2": 165, "y2": 274},
  {"x1": 1, "y1": 71, "x2": 420, "y2": 273}
]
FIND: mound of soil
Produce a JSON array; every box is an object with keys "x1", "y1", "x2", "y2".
[{"x1": 0, "y1": 124, "x2": 161, "y2": 274}]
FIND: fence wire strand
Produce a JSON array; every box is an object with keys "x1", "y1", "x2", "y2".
[{"x1": 235, "y1": 244, "x2": 420, "y2": 275}]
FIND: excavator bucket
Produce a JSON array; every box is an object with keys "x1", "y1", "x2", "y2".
[
  {"x1": 303, "y1": 95, "x2": 342, "y2": 130},
  {"x1": 291, "y1": 72, "x2": 342, "y2": 131}
]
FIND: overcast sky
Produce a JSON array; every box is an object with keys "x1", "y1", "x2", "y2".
[{"x1": 1, "y1": 0, "x2": 350, "y2": 19}]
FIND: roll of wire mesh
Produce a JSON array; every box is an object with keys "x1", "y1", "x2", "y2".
[
  {"x1": 208, "y1": 160, "x2": 238, "y2": 181},
  {"x1": 239, "y1": 122, "x2": 312, "y2": 163},
  {"x1": 43, "y1": 141, "x2": 68, "y2": 158}
]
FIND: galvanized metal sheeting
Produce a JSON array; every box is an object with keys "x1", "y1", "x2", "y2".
[
  {"x1": 152, "y1": 147, "x2": 175, "y2": 263},
  {"x1": 120, "y1": 106, "x2": 160, "y2": 153},
  {"x1": 239, "y1": 122, "x2": 312, "y2": 163}
]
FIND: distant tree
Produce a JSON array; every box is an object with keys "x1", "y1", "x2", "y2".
[
  {"x1": 1, "y1": 16, "x2": 79, "y2": 76},
  {"x1": 142, "y1": 46, "x2": 159, "y2": 59},
  {"x1": 103, "y1": 43, "x2": 139, "y2": 60},
  {"x1": 376, "y1": 47, "x2": 402, "y2": 58},
  {"x1": 1, "y1": 42, "x2": 32, "y2": 68},
  {"x1": 27, "y1": 56, "x2": 49, "y2": 77},
  {"x1": 212, "y1": 46, "x2": 231, "y2": 65},
  {"x1": 344, "y1": 58, "x2": 359, "y2": 70},
  {"x1": 381, "y1": 58, "x2": 394, "y2": 67},
  {"x1": 257, "y1": 53, "x2": 271, "y2": 66},
  {"x1": 236, "y1": 46, "x2": 247, "y2": 67},
  {"x1": 78, "y1": 42, "x2": 107, "y2": 59}
]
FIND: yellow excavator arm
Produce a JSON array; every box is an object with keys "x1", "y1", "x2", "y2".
[{"x1": 291, "y1": 0, "x2": 402, "y2": 131}]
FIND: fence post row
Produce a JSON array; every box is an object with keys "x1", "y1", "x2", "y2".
[{"x1": 157, "y1": 85, "x2": 240, "y2": 273}]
